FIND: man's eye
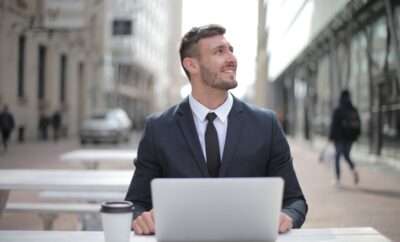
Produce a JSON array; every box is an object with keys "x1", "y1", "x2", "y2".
[{"x1": 216, "y1": 49, "x2": 224, "y2": 54}]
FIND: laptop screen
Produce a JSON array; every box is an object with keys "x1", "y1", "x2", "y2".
[{"x1": 151, "y1": 177, "x2": 284, "y2": 242}]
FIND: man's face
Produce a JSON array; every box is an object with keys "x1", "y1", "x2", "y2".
[{"x1": 195, "y1": 35, "x2": 237, "y2": 90}]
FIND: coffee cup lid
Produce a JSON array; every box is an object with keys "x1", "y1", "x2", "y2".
[{"x1": 100, "y1": 201, "x2": 133, "y2": 213}]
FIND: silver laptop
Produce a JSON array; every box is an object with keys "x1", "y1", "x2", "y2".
[{"x1": 151, "y1": 177, "x2": 284, "y2": 242}]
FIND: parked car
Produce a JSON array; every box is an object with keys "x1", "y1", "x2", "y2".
[{"x1": 79, "y1": 109, "x2": 132, "y2": 144}]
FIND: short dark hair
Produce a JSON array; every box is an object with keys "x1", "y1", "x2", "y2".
[
  {"x1": 339, "y1": 89, "x2": 352, "y2": 105},
  {"x1": 179, "y1": 24, "x2": 226, "y2": 79}
]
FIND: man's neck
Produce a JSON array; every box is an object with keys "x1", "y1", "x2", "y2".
[{"x1": 191, "y1": 88, "x2": 228, "y2": 110}]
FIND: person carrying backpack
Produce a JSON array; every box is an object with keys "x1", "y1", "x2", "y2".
[{"x1": 329, "y1": 90, "x2": 360, "y2": 187}]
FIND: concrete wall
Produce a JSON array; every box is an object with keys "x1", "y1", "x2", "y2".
[
  {"x1": 267, "y1": 0, "x2": 350, "y2": 80},
  {"x1": 0, "y1": 0, "x2": 105, "y2": 141}
]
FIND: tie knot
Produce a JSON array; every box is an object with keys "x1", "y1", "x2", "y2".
[{"x1": 206, "y1": 112, "x2": 217, "y2": 122}]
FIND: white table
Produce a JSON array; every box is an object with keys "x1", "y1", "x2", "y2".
[
  {"x1": 60, "y1": 149, "x2": 137, "y2": 169},
  {"x1": 0, "y1": 227, "x2": 392, "y2": 242},
  {"x1": 0, "y1": 169, "x2": 132, "y2": 192},
  {"x1": 0, "y1": 169, "x2": 132, "y2": 211}
]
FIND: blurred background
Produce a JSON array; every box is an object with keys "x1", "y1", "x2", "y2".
[
  {"x1": 0, "y1": 0, "x2": 400, "y2": 240},
  {"x1": 0, "y1": 0, "x2": 399, "y2": 159}
]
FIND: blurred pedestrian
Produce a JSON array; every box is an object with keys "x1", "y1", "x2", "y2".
[
  {"x1": 38, "y1": 113, "x2": 49, "y2": 141},
  {"x1": 52, "y1": 110, "x2": 62, "y2": 141},
  {"x1": 329, "y1": 90, "x2": 361, "y2": 186},
  {"x1": 0, "y1": 105, "x2": 16, "y2": 151}
]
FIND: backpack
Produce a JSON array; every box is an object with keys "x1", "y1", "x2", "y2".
[
  {"x1": 0, "y1": 113, "x2": 15, "y2": 131},
  {"x1": 341, "y1": 109, "x2": 361, "y2": 141}
]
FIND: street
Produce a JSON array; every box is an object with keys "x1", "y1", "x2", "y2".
[{"x1": 0, "y1": 133, "x2": 399, "y2": 241}]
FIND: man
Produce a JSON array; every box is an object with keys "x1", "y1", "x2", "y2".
[
  {"x1": 0, "y1": 105, "x2": 15, "y2": 151},
  {"x1": 38, "y1": 112, "x2": 49, "y2": 141},
  {"x1": 329, "y1": 90, "x2": 360, "y2": 186},
  {"x1": 125, "y1": 24, "x2": 307, "y2": 235},
  {"x1": 51, "y1": 110, "x2": 62, "y2": 141}
]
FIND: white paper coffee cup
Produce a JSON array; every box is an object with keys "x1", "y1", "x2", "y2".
[{"x1": 101, "y1": 201, "x2": 133, "y2": 242}]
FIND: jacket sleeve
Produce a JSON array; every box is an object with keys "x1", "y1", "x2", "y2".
[
  {"x1": 125, "y1": 117, "x2": 162, "y2": 219},
  {"x1": 267, "y1": 112, "x2": 308, "y2": 228}
]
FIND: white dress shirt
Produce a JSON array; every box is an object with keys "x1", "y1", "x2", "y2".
[{"x1": 188, "y1": 94, "x2": 233, "y2": 162}]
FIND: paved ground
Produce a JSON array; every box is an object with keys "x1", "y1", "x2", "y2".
[
  {"x1": 0, "y1": 132, "x2": 143, "y2": 231},
  {"x1": 290, "y1": 139, "x2": 400, "y2": 241},
  {"x1": 0, "y1": 132, "x2": 399, "y2": 241}
]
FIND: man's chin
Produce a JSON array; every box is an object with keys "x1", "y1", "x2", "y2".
[
  {"x1": 228, "y1": 82, "x2": 238, "y2": 90},
  {"x1": 211, "y1": 78, "x2": 237, "y2": 90}
]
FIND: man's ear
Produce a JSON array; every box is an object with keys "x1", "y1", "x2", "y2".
[{"x1": 182, "y1": 57, "x2": 199, "y2": 76}]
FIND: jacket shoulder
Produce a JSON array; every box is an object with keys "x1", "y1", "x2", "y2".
[
  {"x1": 145, "y1": 103, "x2": 180, "y2": 125},
  {"x1": 239, "y1": 100, "x2": 277, "y2": 120}
]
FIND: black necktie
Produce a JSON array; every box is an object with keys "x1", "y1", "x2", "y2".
[{"x1": 205, "y1": 112, "x2": 220, "y2": 177}]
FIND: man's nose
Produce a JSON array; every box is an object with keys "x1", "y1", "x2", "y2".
[{"x1": 227, "y1": 51, "x2": 237, "y2": 64}]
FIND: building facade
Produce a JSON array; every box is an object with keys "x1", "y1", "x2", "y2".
[
  {"x1": 264, "y1": 0, "x2": 400, "y2": 161},
  {"x1": 0, "y1": 0, "x2": 106, "y2": 141},
  {"x1": 104, "y1": 0, "x2": 183, "y2": 129},
  {"x1": 254, "y1": 0, "x2": 268, "y2": 107},
  {"x1": 0, "y1": 0, "x2": 184, "y2": 141}
]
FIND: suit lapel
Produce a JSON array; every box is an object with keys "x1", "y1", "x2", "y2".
[
  {"x1": 176, "y1": 98, "x2": 209, "y2": 177},
  {"x1": 220, "y1": 97, "x2": 245, "y2": 176}
]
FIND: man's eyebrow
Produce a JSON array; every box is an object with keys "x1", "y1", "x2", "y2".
[{"x1": 211, "y1": 44, "x2": 234, "y2": 51}]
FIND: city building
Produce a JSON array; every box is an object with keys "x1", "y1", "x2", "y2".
[
  {"x1": 263, "y1": 0, "x2": 400, "y2": 161},
  {"x1": 0, "y1": 0, "x2": 106, "y2": 141},
  {"x1": 254, "y1": 0, "x2": 268, "y2": 107},
  {"x1": 104, "y1": 0, "x2": 183, "y2": 129},
  {"x1": 0, "y1": 0, "x2": 184, "y2": 140}
]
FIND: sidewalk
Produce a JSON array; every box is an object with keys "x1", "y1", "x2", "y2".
[
  {"x1": 0, "y1": 139, "x2": 80, "y2": 170},
  {"x1": 0, "y1": 131, "x2": 143, "y2": 169},
  {"x1": 0, "y1": 134, "x2": 399, "y2": 241},
  {"x1": 0, "y1": 131, "x2": 143, "y2": 230},
  {"x1": 290, "y1": 138, "x2": 400, "y2": 241}
]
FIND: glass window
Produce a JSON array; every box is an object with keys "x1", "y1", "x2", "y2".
[
  {"x1": 60, "y1": 54, "x2": 67, "y2": 103},
  {"x1": 369, "y1": 15, "x2": 398, "y2": 77},
  {"x1": 17, "y1": 35, "x2": 26, "y2": 98},
  {"x1": 373, "y1": 10, "x2": 400, "y2": 159},
  {"x1": 390, "y1": 5, "x2": 400, "y2": 71},
  {"x1": 348, "y1": 32, "x2": 370, "y2": 146},
  {"x1": 112, "y1": 19, "x2": 133, "y2": 36},
  {"x1": 37, "y1": 45, "x2": 46, "y2": 100},
  {"x1": 397, "y1": 6, "x2": 400, "y2": 33},
  {"x1": 336, "y1": 42, "x2": 350, "y2": 89},
  {"x1": 314, "y1": 55, "x2": 331, "y2": 135},
  {"x1": 349, "y1": 34, "x2": 369, "y2": 112}
]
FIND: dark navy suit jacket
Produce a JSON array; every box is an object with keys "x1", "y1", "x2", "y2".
[{"x1": 126, "y1": 97, "x2": 307, "y2": 228}]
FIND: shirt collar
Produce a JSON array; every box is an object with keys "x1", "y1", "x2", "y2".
[{"x1": 188, "y1": 93, "x2": 233, "y2": 123}]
